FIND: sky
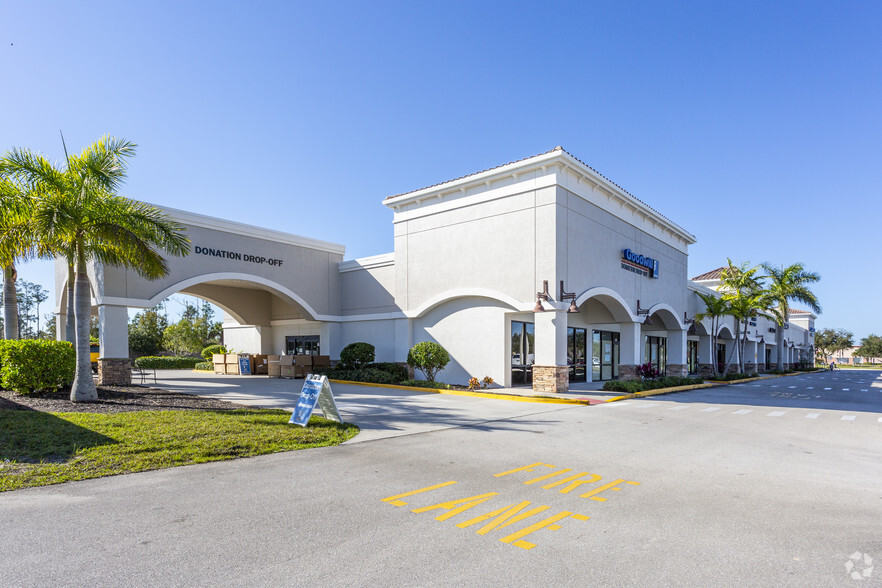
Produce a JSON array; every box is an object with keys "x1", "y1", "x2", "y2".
[{"x1": 2, "y1": 1, "x2": 880, "y2": 339}]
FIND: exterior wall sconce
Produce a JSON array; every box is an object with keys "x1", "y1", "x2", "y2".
[
  {"x1": 560, "y1": 281, "x2": 579, "y2": 313},
  {"x1": 534, "y1": 280, "x2": 549, "y2": 312},
  {"x1": 636, "y1": 300, "x2": 653, "y2": 326},
  {"x1": 684, "y1": 312, "x2": 695, "y2": 335}
]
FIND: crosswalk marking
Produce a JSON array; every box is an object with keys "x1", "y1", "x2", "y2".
[
  {"x1": 878, "y1": 417, "x2": 882, "y2": 423},
  {"x1": 843, "y1": 388, "x2": 850, "y2": 391},
  {"x1": 806, "y1": 387, "x2": 814, "y2": 390},
  {"x1": 842, "y1": 415, "x2": 856, "y2": 421},
  {"x1": 635, "y1": 402, "x2": 657, "y2": 407},
  {"x1": 732, "y1": 409, "x2": 752, "y2": 415},
  {"x1": 824, "y1": 388, "x2": 832, "y2": 390},
  {"x1": 788, "y1": 386, "x2": 796, "y2": 389},
  {"x1": 767, "y1": 411, "x2": 786, "y2": 417},
  {"x1": 700, "y1": 407, "x2": 721, "y2": 412},
  {"x1": 806, "y1": 413, "x2": 820, "y2": 419},
  {"x1": 668, "y1": 405, "x2": 689, "y2": 411}
]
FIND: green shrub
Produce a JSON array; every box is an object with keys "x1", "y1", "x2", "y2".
[
  {"x1": 602, "y1": 376, "x2": 701, "y2": 393},
  {"x1": 135, "y1": 356, "x2": 202, "y2": 369},
  {"x1": 201, "y1": 344, "x2": 228, "y2": 360},
  {"x1": 406, "y1": 342, "x2": 450, "y2": 382},
  {"x1": 602, "y1": 380, "x2": 645, "y2": 393},
  {"x1": 0, "y1": 340, "x2": 76, "y2": 394},
  {"x1": 323, "y1": 367, "x2": 399, "y2": 385},
  {"x1": 194, "y1": 361, "x2": 214, "y2": 371},
  {"x1": 366, "y1": 362, "x2": 409, "y2": 382},
  {"x1": 709, "y1": 372, "x2": 753, "y2": 382},
  {"x1": 339, "y1": 342, "x2": 375, "y2": 369},
  {"x1": 401, "y1": 379, "x2": 451, "y2": 389}
]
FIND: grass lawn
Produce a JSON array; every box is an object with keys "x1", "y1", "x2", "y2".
[{"x1": 0, "y1": 409, "x2": 358, "y2": 492}]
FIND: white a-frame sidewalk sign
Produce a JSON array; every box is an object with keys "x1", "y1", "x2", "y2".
[{"x1": 289, "y1": 374, "x2": 343, "y2": 426}]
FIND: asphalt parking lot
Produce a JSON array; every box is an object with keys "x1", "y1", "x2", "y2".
[{"x1": 1, "y1": 370, "x2": 880, "y2": 586}]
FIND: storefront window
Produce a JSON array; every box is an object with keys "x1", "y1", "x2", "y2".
[
  {"x1": 645, "y1": 336, "x2": 667, "y2": 376},
  {"x1": 687, "y1": 340, "x2": 699, "y2": 375},
  {"x1": 511, "y1": 321, "x2": 534, "y2": 386}
]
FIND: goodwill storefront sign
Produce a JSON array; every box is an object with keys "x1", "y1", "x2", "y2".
[
  {"x1": 621, "y1": 249, "x2": 659, "y2": 279},
  {"x1": 289, "y1": 374, "x2": 343, "y2": 426}
]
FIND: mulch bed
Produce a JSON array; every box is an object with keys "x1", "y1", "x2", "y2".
[{"x1": 0, "y1": 385, "x2": 250, "y2": 414}]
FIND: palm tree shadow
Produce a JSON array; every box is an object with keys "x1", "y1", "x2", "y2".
[{"x1": 0, "y1": 399, "x2": 116, "y2": 463}]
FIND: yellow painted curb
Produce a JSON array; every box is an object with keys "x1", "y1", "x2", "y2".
[
  {"x1": 328, "y1": 380, "x2": 594, "y2": 405},
  {"x1": 605, "y1": 382, "x2": 717, "y2": 402},
  {"x1": 603, "y1": 370, "x2": 823, "y2": 402}
]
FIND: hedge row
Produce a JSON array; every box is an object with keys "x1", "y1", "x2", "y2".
[
  {"x1": 602, "y1": 376, "x2": 700, "y2": 394},
  {"x1": 0, "y1": 340, "x2": 76, "y2": 394},
  {"x1": 134, "y1": 356, "x2": 202, "y2": 369},
  {"x1": 317, "y1": 362, "x2": 409, "y2": 385}
]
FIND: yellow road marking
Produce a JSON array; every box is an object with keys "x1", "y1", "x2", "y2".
[
  {"x1": 580, "y1": 479, "x2": 640, "y2": 501},
  {"x1": 411, "y1": 493, "x2": 499, "y2": 521},
  {"x1": 499, "y1": 511, "x2": 575, "y2": 550},
  {"x1": 382, "y1": 480, "x2": 458, "y2": 507},
  {"x1": 523, "y1": 468, "x2": 573, "y2": 484},
  {"x1": 494, "y1": 463, "x2": 555, "y2": 477},
  {"x1": 542, "y1": 472, "x2": 603, "y2": 493}
]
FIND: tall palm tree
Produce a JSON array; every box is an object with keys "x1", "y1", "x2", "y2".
[
  {"x1": 761, "y1": 262, "x2": 821, "y2": 371},
  {"x1": 720, "y1": 259, "x2": 771, "y2": 373},
  {"x1": 694, "y1": 291, "x2": 733, "y2": 378},
  {"x1": 5, "y1": 136, "x2": 190, "y2": 401}
]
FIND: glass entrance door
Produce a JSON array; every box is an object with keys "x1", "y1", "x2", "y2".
[
  {"x1": 567, "y1": 327, "x2": 587, "y2": 382},
  {"x1": 592, "y1": 330, "x2": 620, "y2": 381},
  {"x1": 286, "y1": 335, "x2": 320, "y2": 356},
  {"x1": 511, "y1": 321, "x2": 534, "y2": 386}
]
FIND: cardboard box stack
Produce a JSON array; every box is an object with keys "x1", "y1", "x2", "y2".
[
  {"x1": 294, "y1": 354, "x2": 311, "y2": 378},
  {"x1": 212, "y1": 354, "x2": 226, "y2": 374},
  {"x1": 225, "y1": 354, "x2": 240, "y2": 375},
  {"x1": 279, "y1": 355, "x2": 295, "y2": 378},
  {"x1": 267, "y1": 355, "x2": 281, "y2": 377},
  {"x1": 253, "y1": 354, "x2": 268, "y2": 375}
]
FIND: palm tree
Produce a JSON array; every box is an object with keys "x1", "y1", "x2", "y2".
[
  {"x1": 720, "y1": 260, "x2": 771, "y2": 373},
  {"x1": 694, "y1": 291, "x2": 733, "y2": 378},
  {"x1": 5, "y1": 136, "x2": 190, "y2": 401},
  {"x1": 0, "y1": 173, "x2": 41, "y2": 340},
  {"x1": 761, "y1": 262, "x2": 821, "y2": 371}
]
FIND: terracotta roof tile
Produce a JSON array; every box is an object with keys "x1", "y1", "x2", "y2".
[{"x1": 691, "y1": 267, "x2": 726, "y2": 281}]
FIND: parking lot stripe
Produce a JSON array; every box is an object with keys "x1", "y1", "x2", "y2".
[
  {"x1": 732, "y1": 409, "x2": 752, "y2": 415},
  {"x1": 767, "y1": 411, "x2": 786, "y2": 417},
  {"x1": 805, "y1": 413, "x2": 820, "y2": 419}
]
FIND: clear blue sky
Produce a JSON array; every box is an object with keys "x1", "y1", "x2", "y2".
[{"x1": 2, "y1": 1, "x2": 880, "y2": 340}]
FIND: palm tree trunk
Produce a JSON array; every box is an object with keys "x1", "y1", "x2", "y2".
[
  {"x1": 65, "y1": 262, "x2": 75, "y2": 344},
  {"x1": 3, "y1": 265, "x2": 18, "y2": 340},
  {"x1": 70, "y1": 247, "x2": 98, "y2": 402},
  {"x1": 776, "y1": 327, "x2": 785, "y2": 371}
]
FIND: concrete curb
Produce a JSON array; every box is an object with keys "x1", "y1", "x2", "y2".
[
  {"x1": 328, "y1": 379, "x2": 596, "y2": 405},
  {"x1": 604, "y1": 370, "x2": 824, "y2": 402}
]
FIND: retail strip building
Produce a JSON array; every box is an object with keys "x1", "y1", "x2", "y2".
[{"x1": 57, "y1": 147, "x2": 815, "y2": 391}]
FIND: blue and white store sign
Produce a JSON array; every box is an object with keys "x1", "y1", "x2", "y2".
[
  {"x1": 621, "y1": 249, "x2": 659, "y2": 279},
  {"x1": 289, "y1": 374, "x2": 342, "y2": 426}
]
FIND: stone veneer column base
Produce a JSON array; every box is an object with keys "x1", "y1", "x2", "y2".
[
  {"x1": 98, "y1": 358, "x2": 132, "y2": 386},
  {"x1": 666, "y1": 364, "x2": 687, "y2": 377},
  {"x1": 698, "y1": 364, "x2": 715, "y2": 379},
  {"x1": 532, "y1": 365, "x2": 569, "y2": 393},
  {"x1": 618, "y1": 364, "x2": 639, "y2": 381}
]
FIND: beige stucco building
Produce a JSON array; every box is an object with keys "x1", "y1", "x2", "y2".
[{"x1": 57, "y1": 147, "x2": 815, "y2": 392}]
